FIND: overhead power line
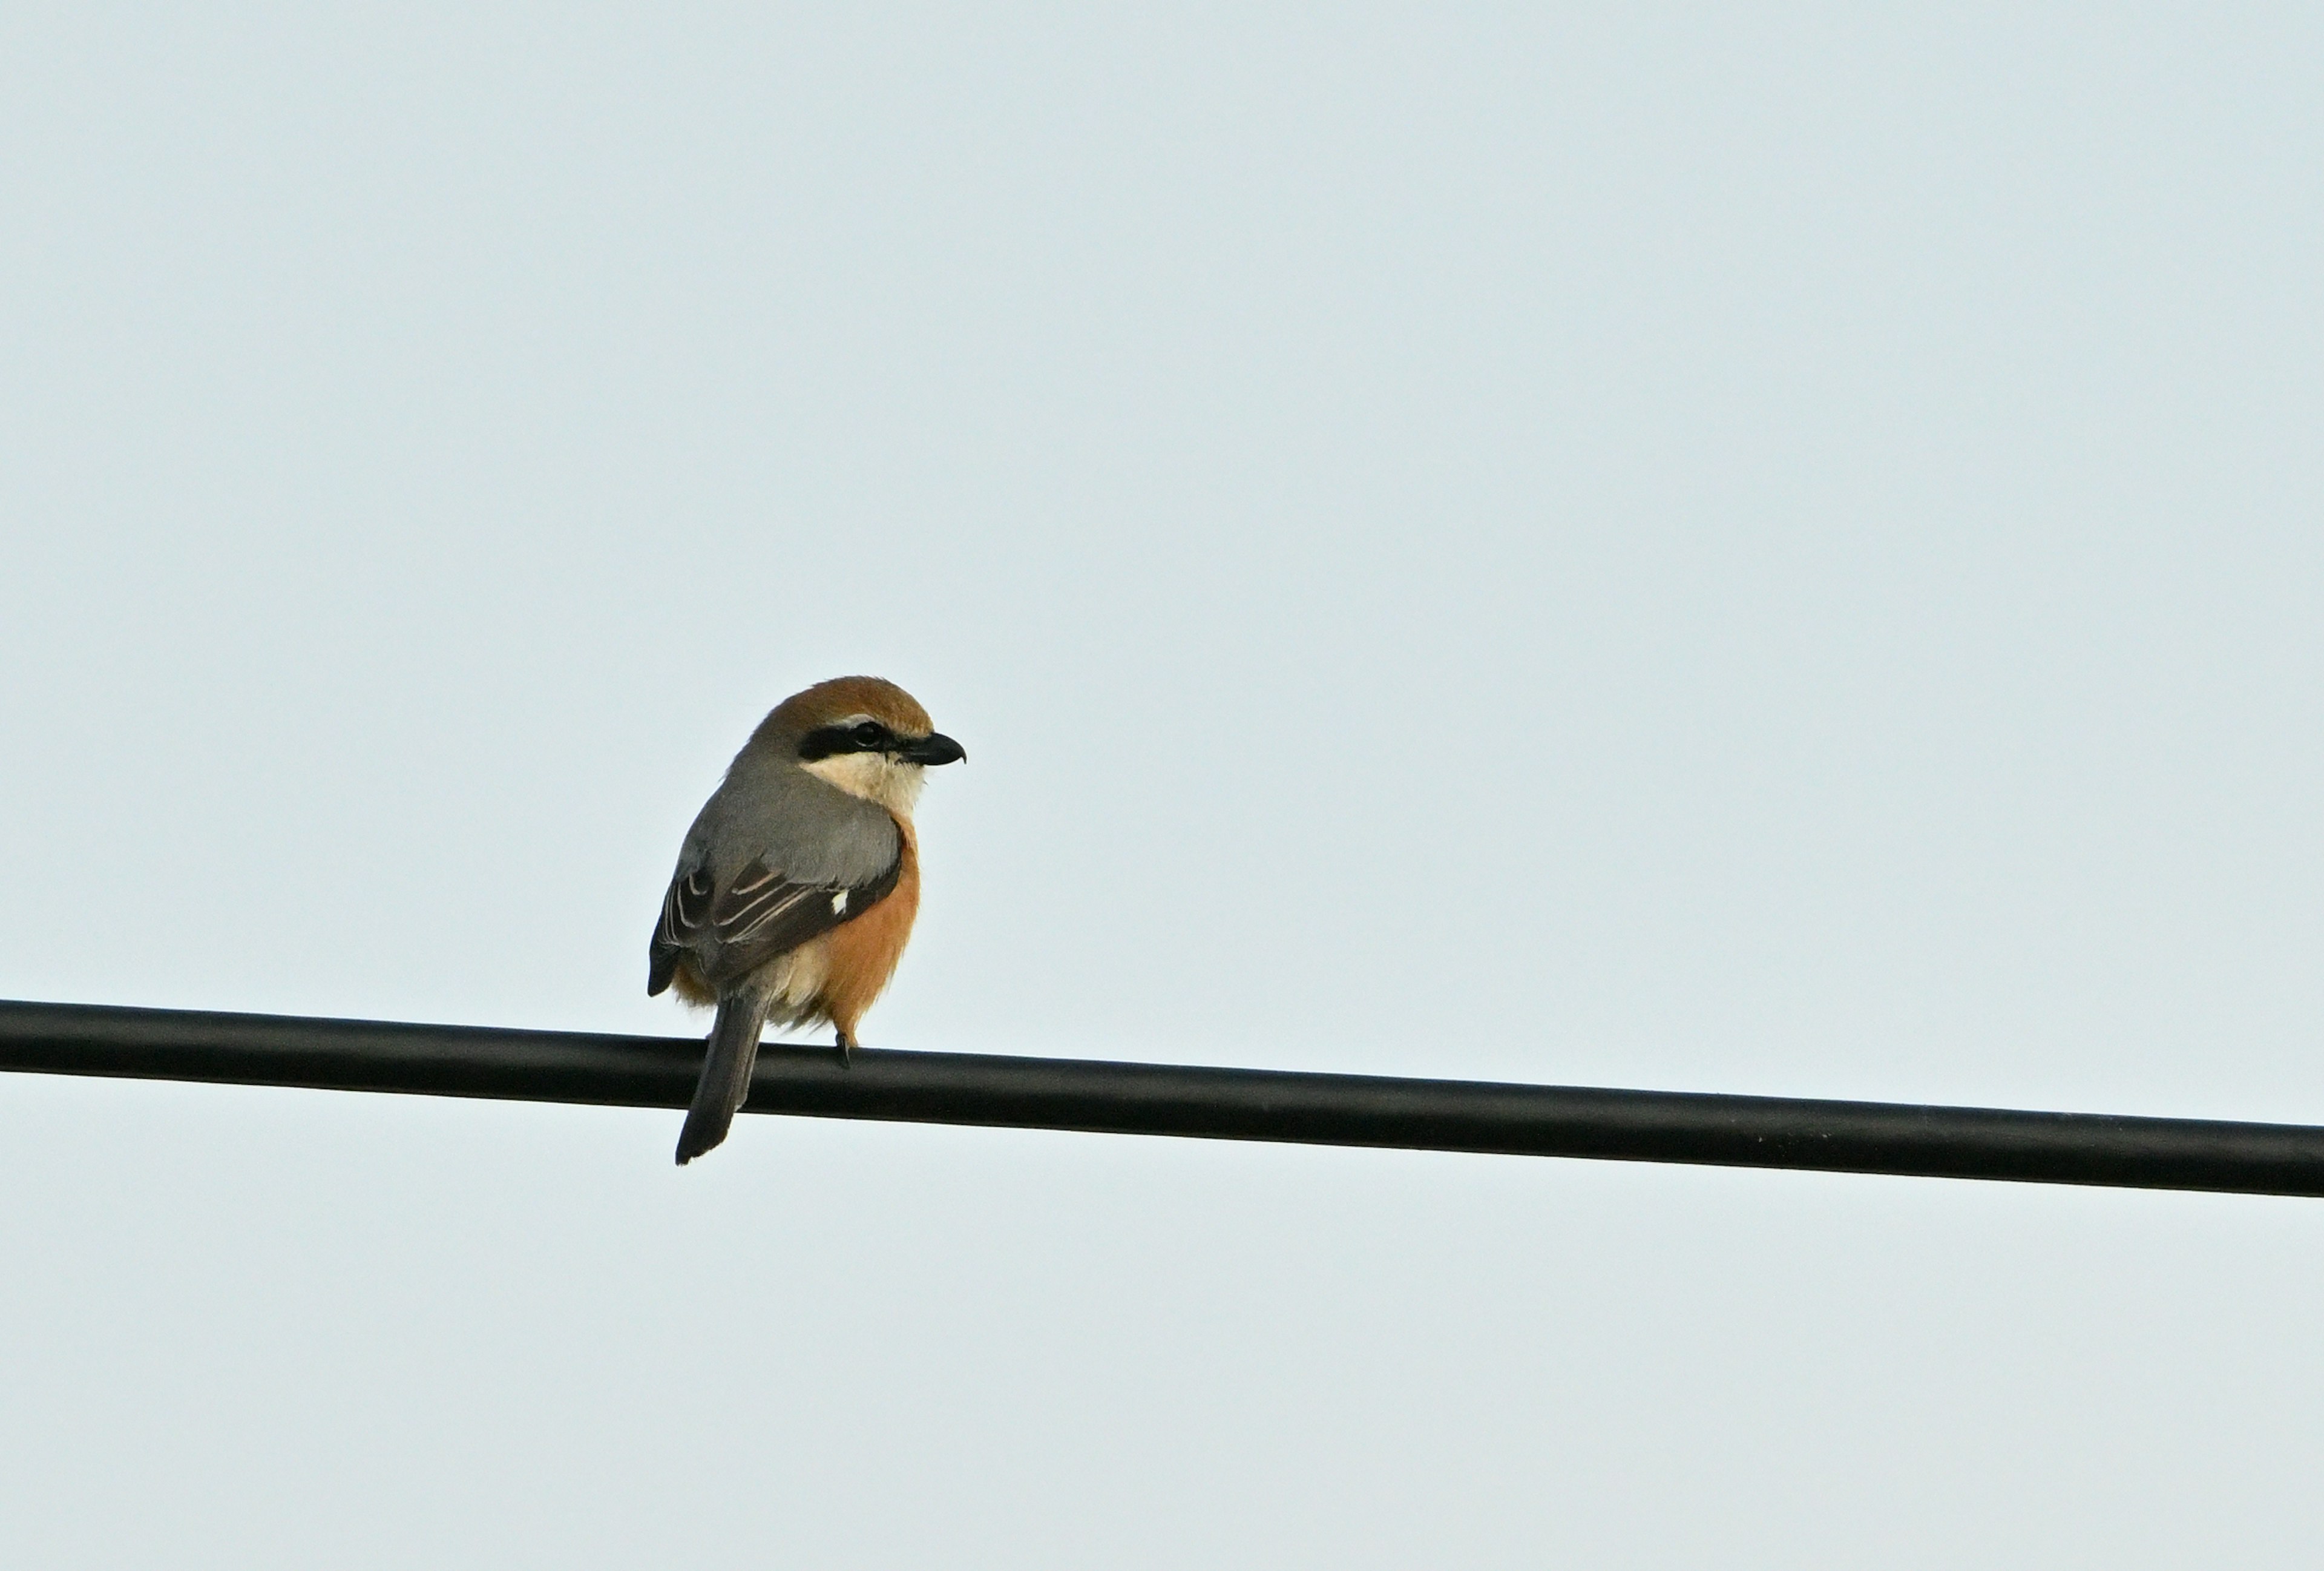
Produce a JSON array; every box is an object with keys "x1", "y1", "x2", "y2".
[{"x1": 3, "y1": 997, "x2": 2319, "y2": 1195}]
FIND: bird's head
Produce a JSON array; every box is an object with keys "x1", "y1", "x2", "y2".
[{"x1": 763, "y1": 676, "x2": 965, "y2": 816}]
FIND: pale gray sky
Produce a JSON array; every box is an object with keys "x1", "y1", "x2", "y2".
[{"x1": 4, "y1": 3, "x2": 2322, "y2": 1566}]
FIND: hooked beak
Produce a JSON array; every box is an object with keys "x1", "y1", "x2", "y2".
[{"x1": 902, "y1": 731, "x2": 967, "y2": 766}]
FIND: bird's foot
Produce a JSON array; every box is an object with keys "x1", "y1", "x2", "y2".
[{"x1": 835, "y1": 1030, "x2": 856, "y2": 1070}]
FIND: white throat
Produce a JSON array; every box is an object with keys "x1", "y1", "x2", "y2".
[{"x1": 800, "y1": 752, "x2": 925, "y2": 817}]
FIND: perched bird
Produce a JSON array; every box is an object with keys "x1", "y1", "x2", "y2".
[{"x1": 649, "y1": 676, "x2": 965, "y2": 1164}]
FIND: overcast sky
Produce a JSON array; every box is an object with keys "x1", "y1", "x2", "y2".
[{"x1": 4, "y1": 3, "x2": 2322, "y2": 1566}]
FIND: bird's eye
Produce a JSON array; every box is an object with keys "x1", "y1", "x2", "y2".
[{"x1": 852, "y1": 721, "x2": 885, "y2": 748}]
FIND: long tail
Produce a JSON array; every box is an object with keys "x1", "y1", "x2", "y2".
[{"x1": 676, "y1": 993, "x2": 772, "y2": 1164}]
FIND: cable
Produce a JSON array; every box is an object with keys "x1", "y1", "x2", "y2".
[{"x1": 3, "y1": 997, "x2": 2318, "y2": 1194}]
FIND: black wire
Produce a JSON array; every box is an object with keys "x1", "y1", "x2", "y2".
[{"x1": 4, "y1": 997, "x2": 2319, "y2": 1194}]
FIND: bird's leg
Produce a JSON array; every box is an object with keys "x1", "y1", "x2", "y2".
[{"x1": 835, "y1": 1028, "x2": 856, "y2": 1069}]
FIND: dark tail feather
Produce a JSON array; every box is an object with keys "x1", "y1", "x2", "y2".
[{"x1": 676, "y1": 993, "x2": 772, "y2": 1164}]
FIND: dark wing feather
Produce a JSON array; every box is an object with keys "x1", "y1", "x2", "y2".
[
  {"x1": 648, "y1": 851, "x2": 902, "y2": 997},
  {"x1": 646, "y1": 864, "x2": 716, "y2": 995}
]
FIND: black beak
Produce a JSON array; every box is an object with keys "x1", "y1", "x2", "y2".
[{"x1": 903, "y1": 731, "x2": 967, "y2": 766}]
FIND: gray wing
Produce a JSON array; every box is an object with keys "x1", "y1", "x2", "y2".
[
  {"x1": 648, "y1": 762, "x2": 904, "y2": 997},
  {"x1": 648, "y1": 849, "x2": 902, "y2": 996}
]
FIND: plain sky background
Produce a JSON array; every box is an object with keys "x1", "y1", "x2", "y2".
[{"x1": 4, "y1": 2, "x2": 2322, "y2": 1566}]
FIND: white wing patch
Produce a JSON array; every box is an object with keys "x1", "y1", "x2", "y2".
[{"x1": 832, "y1": 890, "x2": 849, "y2": 915}]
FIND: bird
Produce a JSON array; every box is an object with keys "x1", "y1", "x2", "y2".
[{"x1": 649, "y1": 676, "x2": 965, "y2": 1164}]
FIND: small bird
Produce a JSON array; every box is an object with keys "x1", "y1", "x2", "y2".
[{"x1": 649, "y1": 676, "x2": 965, "y2": 1164}]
